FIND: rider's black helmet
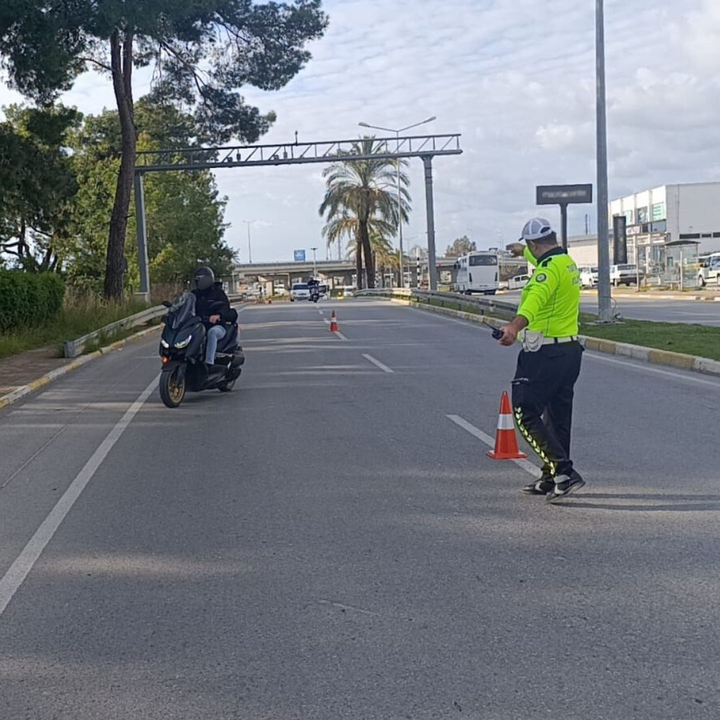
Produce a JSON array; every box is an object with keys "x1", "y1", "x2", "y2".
[{"x1": 194, "y1": 266, "x2": 215, "y2": 291}]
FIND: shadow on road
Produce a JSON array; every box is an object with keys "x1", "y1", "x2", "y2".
[{"x1": 561, "y1": 492, "x2": 720, "y2": 512}]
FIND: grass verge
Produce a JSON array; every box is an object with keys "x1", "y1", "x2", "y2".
[
  {"x1": 579, "y1": 316, "x2": 720, "y2": 361},
  {"x1": 0, "y1": 298, "x2": 152, "y2": 360}
]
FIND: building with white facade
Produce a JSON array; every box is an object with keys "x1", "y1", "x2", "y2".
[
  {"x1": 610, "y1": 182, "x2": 720, "y2": 264},
  {"x1": 566, "y1": 235, "x2": 599, "y2": 267},
  {"x1": 562, "y1": 182, "x2": 720, "y2": 270}
]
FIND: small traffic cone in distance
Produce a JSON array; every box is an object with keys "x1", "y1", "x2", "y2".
[
  {"x1": 330, "y1": 311, "x2": 339, "y2": 333},
  {"x1": 487, "y1": 391, "x2": 528, "y2": 460}
]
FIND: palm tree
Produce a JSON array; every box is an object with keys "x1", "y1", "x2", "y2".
[
  {"x1": 319, "y1": 137, "x2": 410, "y2": 289},
  {"x1": 344, "y1": 230, "x2": 398, "y2": 287}
]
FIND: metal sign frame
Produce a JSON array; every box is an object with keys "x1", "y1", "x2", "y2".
[
  {"x1": 133, "y1": 134, "x2": 462, "y2": 297},
  {"x1": 536, "y1": 184, "x2": 594, "y2": 251}
]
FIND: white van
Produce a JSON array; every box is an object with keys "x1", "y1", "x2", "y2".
[
  {"x1": 580, "y1": 267, "x2": 598, "y2": 288},
  {"x1": 453, "y1": 252, "x2": 499, "y2": 295},
  {"x1": 611, "y1": 264, "x2": 643, "y2": 286},
  {"x1": 501, "y1": 274, "x2": 530, "y2": 291},
  {"x1": 290, "y1": 283, "x2": 311, "y2": 301},
  {"x1": 698, "y1": 254, "x2": 720, "y2": 287}
]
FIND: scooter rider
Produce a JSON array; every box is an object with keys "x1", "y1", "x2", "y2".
[
  {"x1": 308, "y1": 278, "x2": 321, "y2": 302},
  {"x1": 192, "y1": 267, "x2": 233, "y2": 366}
]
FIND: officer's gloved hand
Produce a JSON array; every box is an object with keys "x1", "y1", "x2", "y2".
[{"x1": 506, "y1": 242, "x2": 525, "y2": 258}]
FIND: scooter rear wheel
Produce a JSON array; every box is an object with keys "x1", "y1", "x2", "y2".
[{"x1": 160, "y1": 366, "x2": 186, "y2": 408}]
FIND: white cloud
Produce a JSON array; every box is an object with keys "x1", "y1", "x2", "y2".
[
  {"x1": 674, "y1": 0, "x2": 720, "y2": 70},
  {"x1": 2, "y1": 0, "x2": 719, "y2": 259}
]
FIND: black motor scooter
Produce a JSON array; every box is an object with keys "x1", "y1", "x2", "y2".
[
  {"x1": 158, "y1": 293, "x2": 245, "y2": 408},
  {"x1": 308, "y1": 279, "x2": 321, "y2": 303}
]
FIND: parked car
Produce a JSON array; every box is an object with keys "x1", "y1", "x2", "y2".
[
  {"x1": 290, "y1": 283, "x2": 311, "y2": 301},
  {"x1": 499, "y1": 273, "x2": 530, "y2": 291},
  {"x1": 610, "y1": 264, "x2": 643, "y2": 286},
  {"x1": 580, "y1": 267, "x2": 598, "y2": 288},
  {"x1": 274, "y1": 285, "x2": 288, "y2": 297}
]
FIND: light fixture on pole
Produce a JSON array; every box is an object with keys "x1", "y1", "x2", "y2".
[
  {"x1": 242, "y1": 220, "x2": 254, "y2": 264},
  {"x1": 595, "y1": 0, "x2": 613, "y2": 322},
  {"x1": 358, "y1": 116, "x2": 437, "y2": 288}
]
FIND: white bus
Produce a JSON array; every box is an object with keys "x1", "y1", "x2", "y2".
[{"x1": 453, "y1": 251, "x2": 499, "y2": 295}]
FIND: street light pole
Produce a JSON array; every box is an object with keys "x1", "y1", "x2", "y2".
[
  {"x1": 395, "y1": 131, "x2": 404, "y2": 287},
  {"x1": 359, "y1": 116, "x2": 436, "y2": 288},
  {"x1": 311, "y1": 246, "x2": 318, "y2": 277},
  {"x1": 596, "y1": 0, "x2": 613, "y2": 322},
  {"x1": 242, "y1": 220, "x2": 254, "y2": 264}
]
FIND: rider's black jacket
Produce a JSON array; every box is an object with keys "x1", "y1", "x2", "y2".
[{"x1": 192, "y1": 282, "x2": 236, "y2": 327}]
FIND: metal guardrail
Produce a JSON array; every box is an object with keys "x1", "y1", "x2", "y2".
[
  {"x1": 64, "y1": 306, "x2": 167, "y2": 359},
  {"x1": 355, "y1": 288, "x2": 519, "y2": 319},
  {"x1": 63, "y1": 294, "x2": 248, "y2": 358}
]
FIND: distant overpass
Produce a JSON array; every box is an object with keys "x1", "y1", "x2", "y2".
[
  {"x1": 226, "y1": 257, "x2": 463, "y2": 293},
  {"x1": 225, "y1": 256, "x2": 526, "y2": 293}
]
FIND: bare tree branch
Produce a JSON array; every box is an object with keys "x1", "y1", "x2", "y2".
[{"x1": 78, "y1": 56, "x2": 112, "y2": 73}]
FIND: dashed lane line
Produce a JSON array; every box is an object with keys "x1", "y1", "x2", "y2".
[{"x1": 446, "y1": 414, "x2": 539, "y2": 477}]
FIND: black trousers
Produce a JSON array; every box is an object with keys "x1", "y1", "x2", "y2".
[{"x1": 511, "y1": 342, "x2": 583, "y2": 477}]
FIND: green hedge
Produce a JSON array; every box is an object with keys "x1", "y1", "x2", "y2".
[{"x1": 0, "y1": 271, "x2": 66, "y2": 332}]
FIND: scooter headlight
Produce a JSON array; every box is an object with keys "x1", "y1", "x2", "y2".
[
  {"x1": 175, "y1": 334, "x2": 192, "y2": 349},
  {"x1": 161, "y1": 339, "x2": 170, "y2": 349}
]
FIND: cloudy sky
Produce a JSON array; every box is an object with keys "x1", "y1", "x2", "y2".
[{"x1": 2, "y1": 0, "x2": 720, "y2": 262}]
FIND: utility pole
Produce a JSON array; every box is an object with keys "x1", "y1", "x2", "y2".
[
  {"x1": 311, "y1": 246, "x2": 318, "y2": 277},
  {"x1": 243, "y1": 220, "x2": 254, "y2": 264},
  {"x1": 596, "y1": 0, "x2": 613, "y2": 322}
]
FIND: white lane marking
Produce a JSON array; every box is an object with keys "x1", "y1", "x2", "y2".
[
  {"x1": 362, "y1": 354, "x2": 394, "y2": 373},
  {"x1": 319, "y1": 310, "x2": 325, "y2": 316},
  {"x1": 323, "y1": 318, "x2": 330, "y2": 324},
  {"x1": 446, "y1": 414, "x2": 539, "y2": 477},
  {"x1": 585, "y1": 352, "x2": 720, "y2": 388},
  {"x1": 0, "y1": 375, "x2": 159, "y2": 618}
]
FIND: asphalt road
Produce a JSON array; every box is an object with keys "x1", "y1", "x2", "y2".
[{"x1": 1, "y1": 299, "x2": 719, "y2": 719}]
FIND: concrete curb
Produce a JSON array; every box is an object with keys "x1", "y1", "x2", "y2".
[
  {"x1": 400, "y1": 299, "x2": 720, "y2": 379},
  {"x1": 0, "y1": 324, "x2": 161, "y2": 412}
]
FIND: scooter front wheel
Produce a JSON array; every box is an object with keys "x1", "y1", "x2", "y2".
[{"x1": 160, "y1": 366, "x2": 186, "y2": 408}]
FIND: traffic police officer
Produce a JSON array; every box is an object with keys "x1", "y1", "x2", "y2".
[{"x1": 499, "y1": 218, "x2": 585, "y2": 503}]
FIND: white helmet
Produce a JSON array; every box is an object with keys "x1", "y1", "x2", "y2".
[{"x1": 520, "y1": 217, "x2": 554, "y2": 242}]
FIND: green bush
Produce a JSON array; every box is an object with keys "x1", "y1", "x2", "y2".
[{"x1": 0, "y1": 271, "x2": 66, "y2": 331}]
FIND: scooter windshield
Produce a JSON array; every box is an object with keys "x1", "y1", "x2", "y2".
[{"x1": 168, "y1": 293, "x2": 197, "y2": 330}]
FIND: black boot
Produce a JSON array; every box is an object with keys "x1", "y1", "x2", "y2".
[
  {"x1": 521, "y1": 467, "x2": 555, "y2": 496},
  {"x1": 546, "y1": 470, "x2": 586, "y2": 504}
]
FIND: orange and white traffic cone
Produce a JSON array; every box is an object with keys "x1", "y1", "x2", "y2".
[
  {"x1": 330, "y1": 311, "x2": 339, "y2": 333},
  {"x1": 487, "y1": 391, "x2": 528, "y2": 460}
]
